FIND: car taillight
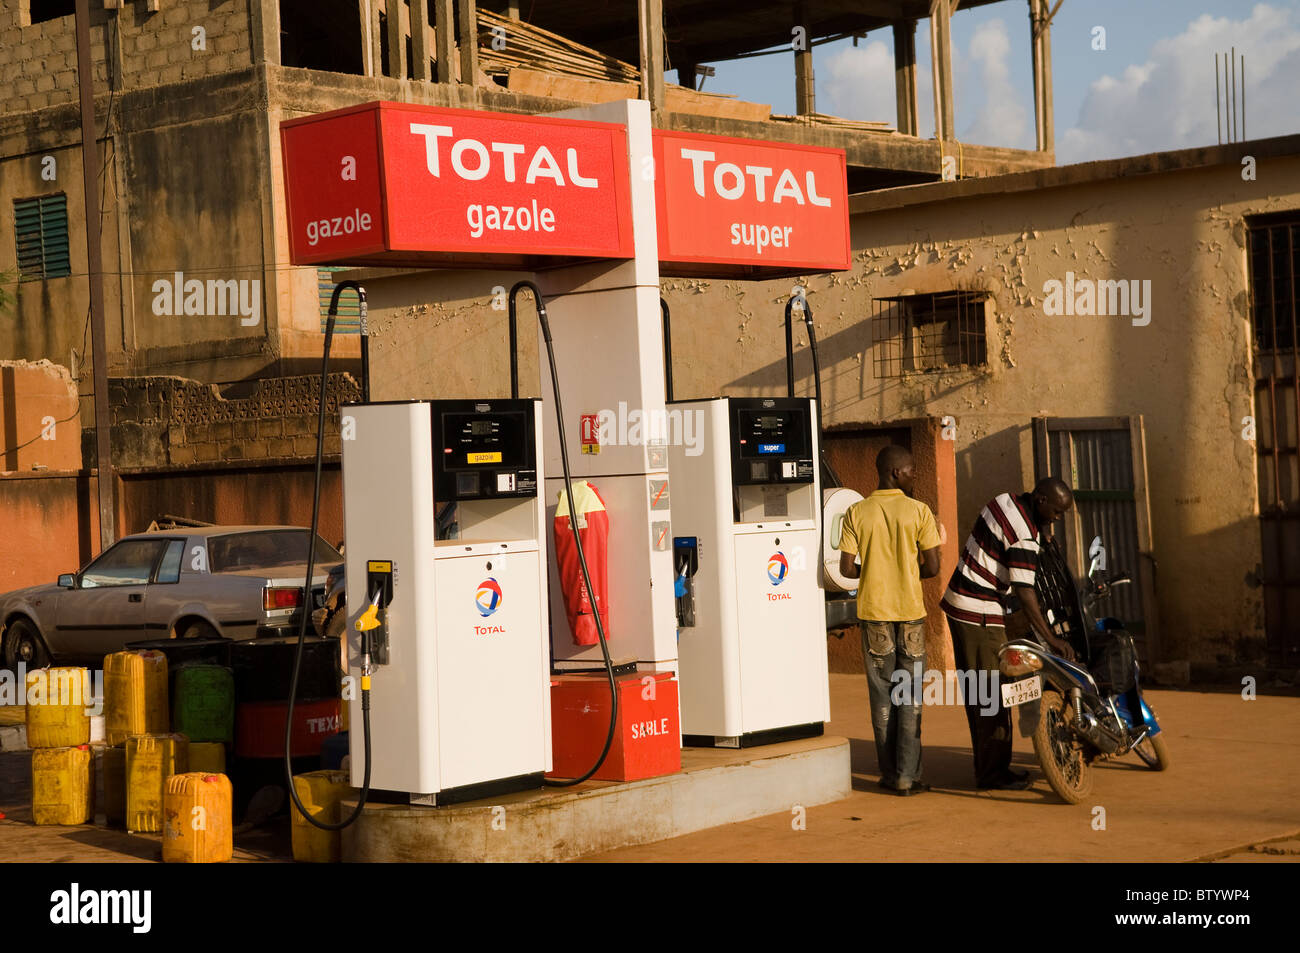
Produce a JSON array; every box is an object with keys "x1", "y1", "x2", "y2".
[
  {"x1": 263, "y1": 586, "x2": 303, "y2": 610},
  {"x1": 1001, "y1": 648, "x2": 1044, "y2": 677}
]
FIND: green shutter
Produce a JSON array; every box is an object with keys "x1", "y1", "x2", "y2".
[
  {"x1": 318, "y1": 267, "x2": 361, "y2": 334},
  {"x1": 12, "y1": 193, "x2": 70, "y2": 281}
]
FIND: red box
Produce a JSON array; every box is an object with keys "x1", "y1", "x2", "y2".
[{"x1": 549, "y1": 671, "x2": 680, "y2": 782}]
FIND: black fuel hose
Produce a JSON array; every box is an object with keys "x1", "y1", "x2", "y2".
[
  {"x1": 784, "y1": 294, "x2": 841, "y2": 489},
  {"x1": 286, "y1": 281, "x2": 373, "y2": 831},
  {"x1": 509, "y1": 281, "x2": 619, "y2": 787}
]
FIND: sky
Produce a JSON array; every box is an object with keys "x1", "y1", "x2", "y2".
[{"x1": 671, "y1": 1, "x2": 1300, "y2": 165}]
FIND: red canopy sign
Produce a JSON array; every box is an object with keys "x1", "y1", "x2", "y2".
[
  {"x1": 653, "y1": 130, "x2": 850, "y2": 276},
  {"x1": 280, "y1": 102, "x2": 635, "y2": 268}
]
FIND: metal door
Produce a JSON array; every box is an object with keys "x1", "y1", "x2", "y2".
[
  {"x1": 1248, "y1": 211, "x2": 1300, "y2": 666},
  {"x1": 1034, "y1": 416, "x2": 1159, "y2": 661}
]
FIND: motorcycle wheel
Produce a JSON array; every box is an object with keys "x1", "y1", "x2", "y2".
[
  {"x1": 1134, "y1": 728, "x2": 1171, "y2": 771},
  {"x1": 1032, "y1": 689, "x2": 1094, "y2": 803}
]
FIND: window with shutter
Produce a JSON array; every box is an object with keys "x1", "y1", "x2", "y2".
[{"x1": 13, "y1": 194, "x2": 71, "y2": 281}]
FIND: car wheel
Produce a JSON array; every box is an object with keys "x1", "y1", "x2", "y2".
[
  {"x1": 3, "y1": 618, "x2": 51, "y2": 670},
  {"x1": 178, "y1": 620, "x2": 220, "y2": 640}
]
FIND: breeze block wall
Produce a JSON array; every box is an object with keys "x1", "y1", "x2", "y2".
[{"x1": 108, "y1": 372, "x2": 360, "y2": 469}]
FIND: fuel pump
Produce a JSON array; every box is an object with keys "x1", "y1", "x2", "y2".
[
  {"x1": 667, "y1": 397, "x2": 829, "y2": 746},
  {"x1": 664, "y1": 294, "x2": 832, "y2": 747},
  {"x1": 339, "y1": 397, "x2": 549, "y2": 804}
]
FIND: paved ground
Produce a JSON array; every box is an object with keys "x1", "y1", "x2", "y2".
[
  {"x1": 587, "y1": 675, "x2": 1300, "y2": 862},
  {"x1": 2, "y1": 674, "x2": 1297, "y2": 862}
]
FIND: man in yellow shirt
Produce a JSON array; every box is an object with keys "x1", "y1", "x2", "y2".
[{"x1": 838, "y1": 445, "x2": 943, "y2": 796}]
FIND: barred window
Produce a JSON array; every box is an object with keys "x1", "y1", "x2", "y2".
[
  {"x1": 872, "y1": 290, "x2": 988, "y2": 378},
  {"x1": 1247, "y1": 211, "x2": 1300, "y2": 354},
  {"x1": 13, "y1": 193, "x2": 71, "y2": 281}
]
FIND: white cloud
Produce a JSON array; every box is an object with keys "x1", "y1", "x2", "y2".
[
  {"x1": 962, "y1": 19, "x2": 1032, "y2": 148},
  {"x1": 820, "y1": 39, "x2": 912, "y2": 128},
  {"x1": 819, "y1": 20, "x2": 1030, "y2": 149},
  {"x1": 1060, "y1": 3, "x2": 1300, "y2": 163}
]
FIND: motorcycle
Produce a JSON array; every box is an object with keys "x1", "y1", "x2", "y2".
[{"x1": 997, "y1": 535, "x2": 1170, "y2": 803}]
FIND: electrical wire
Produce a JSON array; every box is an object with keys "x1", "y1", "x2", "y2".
[
  {"x1": 285, "y1": 281, "x2": 373, "y2": 831},
  {"x1": 509, "y1": 281, "x2": 619, "y2": 788},
  {"x1": 0, "y1": 408, "x2": 81, "y2": 460}
]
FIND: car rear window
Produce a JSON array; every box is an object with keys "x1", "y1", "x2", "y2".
[{"x1": 207, "y1": 531, "x2": 343, "y2": 573}]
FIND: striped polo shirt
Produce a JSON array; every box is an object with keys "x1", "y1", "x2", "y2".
[{"x1": 940, "y1": 492, "x2": 1042, "y2": 627}]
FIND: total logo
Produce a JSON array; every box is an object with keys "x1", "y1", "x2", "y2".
[
  {"x1": 766, "y1": 552, "x2": 792, "y2": 601},
  {"x1": 475, "y1": 577, "x2": 503, "y2": 616},
  {"x1": 474, "y1": 577, "x2": 507, "y2": 635}
]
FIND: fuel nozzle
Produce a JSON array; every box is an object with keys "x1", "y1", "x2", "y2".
[{"x1": 355, "y1": 588, "x2": 383, "y2": 678}]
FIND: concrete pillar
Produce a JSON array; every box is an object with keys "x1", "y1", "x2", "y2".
[
  {"x1": 1029, "y1": 0, "x2": 1056, "y2": 152},
  {"x1": 361, "y1": 0, "x2": 383, "y2": 78},
  {"x1": 794, "y1": 2, "x2": 815, "y2": 115},
  {"x1": 1039, "y1": 1, "x2": 1055, "y2": 152},
  {"x1": 458, "y1": 0, "x2": 479, "y2": 85},
  {"x1": 385, "y1": 0, "x2": 408, "y2": 79},
  {"x1": 249, "y1": 0, "x2": 280, "y2": 66},
  {"x1": 892, "y1": 20, "x2": 918, "y2": 136},
  {"x1": 638, "y1": 0, "x2": 665, "y2": 112},
  {"x1": 536, "y1": 100, "x2": 678, "y2": 674},
  {"x1": 435, "y1": 0, "x2": 456, "y2": 82},
  {"x1": 411, "y1": 0, "x2": 432, "y2": 80},
  {"x1": 930, "y1": 0, "x2": 955, "y2": 141}
]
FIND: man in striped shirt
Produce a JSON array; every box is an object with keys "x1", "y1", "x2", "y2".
[{"x1": 941, "y1": 478, "x2": 1075, "y2": 790}]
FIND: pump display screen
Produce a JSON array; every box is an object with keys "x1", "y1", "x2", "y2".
[
  {"x1": 442, "y1": 412, "x2": 526, "y2": 467},
  {"x1": 735, "y1": 409, "x2": 808, "y2": 459},
  {"x1": 728, "y1": 398, "x2": 815, "y2": 486},
  {"x1": 431, "y1": 399, "x2": 539, "y2": 501}
]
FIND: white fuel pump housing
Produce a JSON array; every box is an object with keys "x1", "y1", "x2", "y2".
[
  {"x1": 667, "y1": 396, "x2": 830, "y2": 747},
  {"x1": 340, "y1": 399, "x2": 551, "y2": 804}
]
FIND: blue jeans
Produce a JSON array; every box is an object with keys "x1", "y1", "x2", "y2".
[{"x1": 861, "y1": 620, "x2": 926, "y2": 789}]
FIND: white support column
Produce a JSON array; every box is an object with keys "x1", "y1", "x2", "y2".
[{"x1": 533, "y1": 100, "x2": 678, "y2": 674}]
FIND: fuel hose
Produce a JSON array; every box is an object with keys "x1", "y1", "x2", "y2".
[
  {"x1": 509, "y1": 281, "x2": 619, "y2": 787},
  {"x1": 286, "y1": 281, "x2": 373, "y2": 831}
]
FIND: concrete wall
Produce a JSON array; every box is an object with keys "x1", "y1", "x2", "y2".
[
  {"x1": 0, "y1": 0, "x2": 253, "y2": 116},
  {"x1": 118, "y1": 465, "x2": 343, "y2": 546},
  {"x1": 0, "y1": 471, "x2": 99, "y2": 591},
  {"x1": 108, "y1": 372, "x2": 359, "y2": 468},
  {"x1": 0, "y1": 464, "x2": 342, "y2": 593},
  {"x1": 0, "y1": 359, "x2": 81, "y2": 472}
]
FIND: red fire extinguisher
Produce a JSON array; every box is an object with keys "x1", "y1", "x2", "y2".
[{"x1": 553, "y1": 480, "x2": 610, "y2": 646}]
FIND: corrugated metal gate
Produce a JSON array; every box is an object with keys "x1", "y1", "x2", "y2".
[
  {"x1": 1034, "y1": 417, "x2": 1159, "y2": 661},
  {"x1": 1248, "y1": 210, "x2": 1300, "y2": 666}
]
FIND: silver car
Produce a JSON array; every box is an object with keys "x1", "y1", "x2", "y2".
[{"x1": 0, "y1": 526, "x2": 342, "y2": 669}]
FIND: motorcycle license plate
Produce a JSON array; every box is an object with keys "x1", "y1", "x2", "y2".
[{"x1": 1001, "y1": 676, "x2": 1042, "y2": 707}]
